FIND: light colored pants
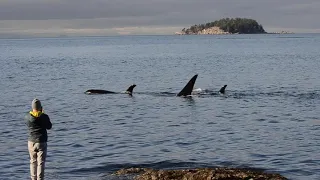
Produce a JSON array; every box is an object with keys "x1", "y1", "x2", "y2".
[{"x1": 28, "y1": 141, "x2": 47, "y2": 180}]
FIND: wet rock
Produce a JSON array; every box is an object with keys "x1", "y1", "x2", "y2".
[
  {"x1": 114, "y1": 168, "x2": 150, "y2": 175},
  {"x1": 113, "y1": 167, "x2": 288, "y2": 180}
]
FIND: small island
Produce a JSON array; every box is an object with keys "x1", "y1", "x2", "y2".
[{"x1": 176, "y1": 18, "x2": 267, "y2": 35}]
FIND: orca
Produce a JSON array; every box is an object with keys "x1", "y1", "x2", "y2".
[
  {"x1": 177, "y1": 74, "x2": 198, "y2": 96},
  {"x1": 219, "y1": 85, "x2": 227, "y2": 94},
  {"x1": 85, "y1": 84, "x2": 136, "y2": 95}
]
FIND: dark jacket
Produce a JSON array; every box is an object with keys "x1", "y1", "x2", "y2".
[{"x1": 25, "y1": 111, "x2": 52, "y2": 143}]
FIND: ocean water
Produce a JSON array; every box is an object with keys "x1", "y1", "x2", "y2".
[{"x1": 0, "y1": 34, "x2": 319, "y2": 180}]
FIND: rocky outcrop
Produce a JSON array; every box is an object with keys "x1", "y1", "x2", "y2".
[
  {"x1": 198, "y1": 27, "x2": 230, "y2": 35},
  {"x1": 176, "y1": 27, "x2": 229, "y2": 35},
  {"x1": 113, "y1": 167, "x2": 288, "y2": 180},
  {"x1": 175, "y1": 31, "x2": 185, "y2": 35}
]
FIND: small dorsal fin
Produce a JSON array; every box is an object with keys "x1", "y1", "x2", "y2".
[
  {"x1": 125, "y1": 84, "x2": 136, "y2": 94},
  {"x1": 219, "y1": 85, "x2": 227, "y2": 94}
]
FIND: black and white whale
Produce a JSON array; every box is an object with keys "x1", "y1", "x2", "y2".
[
  {"x1": 177, "y1": 74, "x2": 198, "y2": 96},
  {"x1": 84, "y1": 74, "x2": 224, "y2": 97},
  {"x1": 177, "y1": 74, "x2": 227, "y2": 96},
  {"x1": 84, "y1": 74, "x2": 198, "y2": 97},
  {"x1": 191, "y1": 84, "x2": 228, "y2": 96},
  {"x1": 85, "y1": 84, "x2": 136, "y2": 95}
]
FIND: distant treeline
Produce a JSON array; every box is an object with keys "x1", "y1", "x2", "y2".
[{"x1": 182, "y1": 18, "x2": 266, "y2": 34}]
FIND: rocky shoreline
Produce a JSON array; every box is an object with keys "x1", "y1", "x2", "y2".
[
  {"x1": 175, "y1": 27, "x2": 230, "y2": 35},
  {"x1": 175, "y1": 26, "x2": 294, "y2": 35},
  {"x1": 113, "y1": 167, "x2": 288, "y2": 180}
]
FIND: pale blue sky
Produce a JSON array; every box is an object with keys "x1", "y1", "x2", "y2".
[{"x1": 1, "y1": 0, "x2": 319, "y2": 37}]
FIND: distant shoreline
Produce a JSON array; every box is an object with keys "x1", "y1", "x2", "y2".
[
  {"x1": 175, "y1": 30, "x2": 295, "y2": 35},
  {"x1": 175, "y1": 27, "x2": 294, "y2": 35}
]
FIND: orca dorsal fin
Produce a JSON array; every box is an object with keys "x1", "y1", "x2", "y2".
[
  {"x1": 219, "y1": 85, "x2": 227, "y2": 94},
  {"x1": 177, "y1": 74, "x2": 198, "y2": 96},
  {"x1": 125, "y1": 84, "x2": 136, "y2": 95}
]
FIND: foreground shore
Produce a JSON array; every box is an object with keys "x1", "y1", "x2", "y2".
[{"x1": 113, "y1": 167, "x2": 288, "y2": 180}]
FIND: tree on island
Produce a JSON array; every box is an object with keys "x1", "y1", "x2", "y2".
[{"x1": 182, "y1": 18, "x2": 266, "y2": 34}]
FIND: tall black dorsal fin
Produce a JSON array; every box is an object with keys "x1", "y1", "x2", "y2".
[
  {"x1": 125, "y1": 84, "x2": 136, "y2": 94},
  {"x1": 177, "y1": 74, "x2": 198, "y2": 96}
]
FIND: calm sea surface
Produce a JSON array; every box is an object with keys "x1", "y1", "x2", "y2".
[{"x1": 0, "y1": 34, "x2": 319, "y2": 180}]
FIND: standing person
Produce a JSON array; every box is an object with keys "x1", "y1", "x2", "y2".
[{"x1": 25, "y1": 99, "x2": 52, "y2": 180}]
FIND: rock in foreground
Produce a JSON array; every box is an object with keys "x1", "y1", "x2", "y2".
[{"x1": 114, "y1": 167, "x2": 288, "y2": 180}]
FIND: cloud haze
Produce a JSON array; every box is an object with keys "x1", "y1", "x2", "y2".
[{"x1": 1, "y1": 0, "x2": 320, "y2": 37}]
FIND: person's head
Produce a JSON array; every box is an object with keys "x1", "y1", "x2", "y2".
[{"x1": 32, "y1": 98, "x2": 42, "y2": 112}]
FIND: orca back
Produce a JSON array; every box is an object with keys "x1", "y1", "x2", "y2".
[{"x1": 85, "y1": 89, "x2": 115, "y2": 94}]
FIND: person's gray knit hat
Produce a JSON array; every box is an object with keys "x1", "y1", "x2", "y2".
[{"x1": 32, "y1": 99, "x2": 42, "y2": 111}]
